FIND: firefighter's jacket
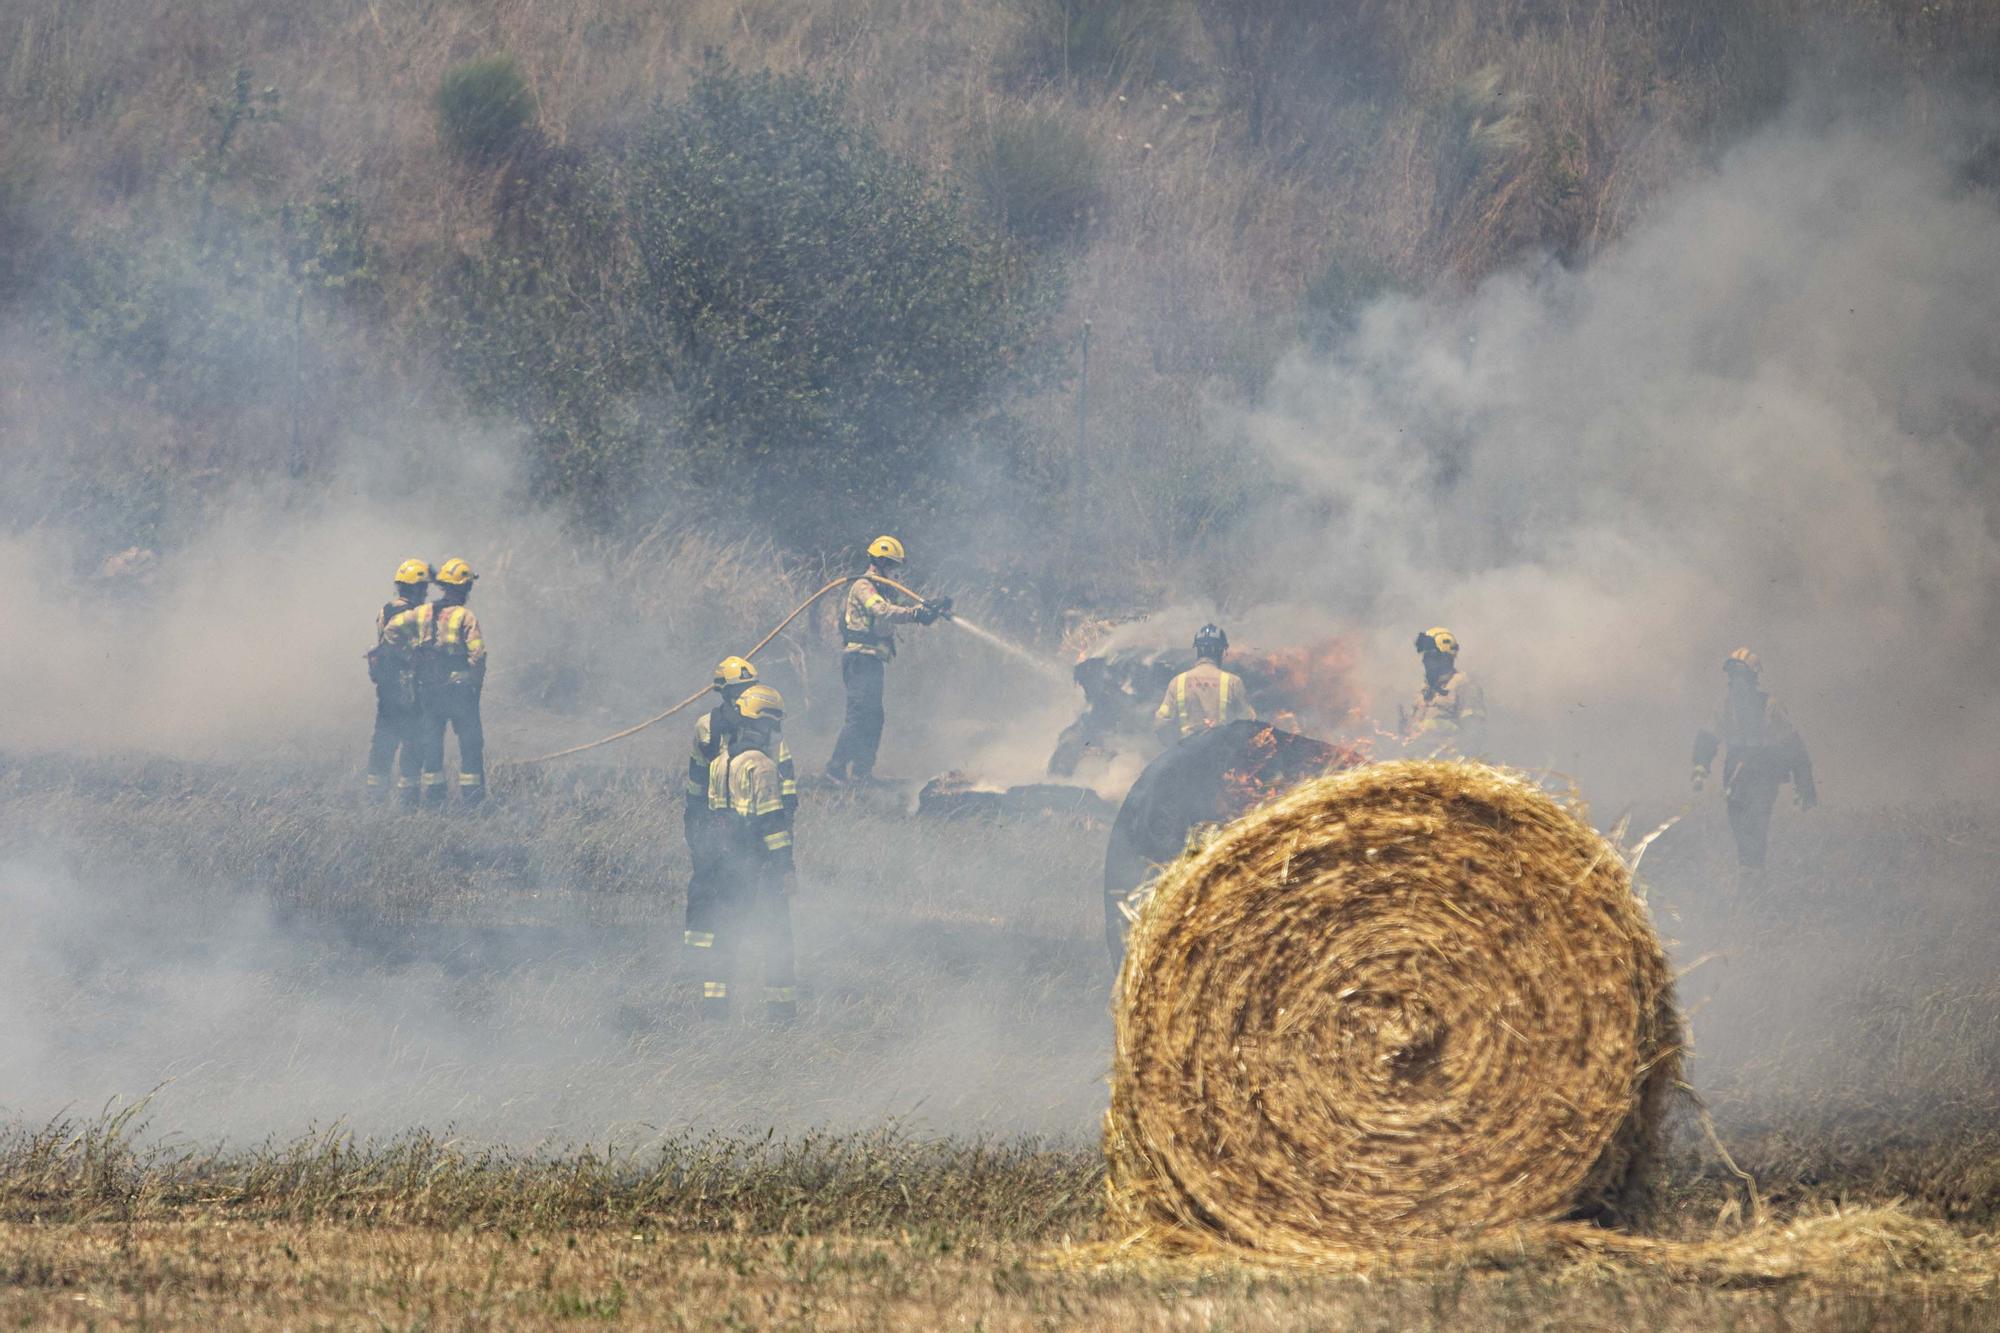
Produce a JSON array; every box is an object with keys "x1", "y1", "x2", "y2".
[
  {"x1": 721, "y1": 744, "x2": 795, "y2": 883},
  {"x1": 1694, "y1": 689, "x2": 1815, "y2": 801},
  {"x1": 1407, "y1": 670, "x2": 1486, "y2": 755},
  {"x1": 841, "y1": 576, "x2": 923, "y2": 659},
  {"x1": 370, "y1": 597, "x2": 436, "y2": 701},
  {"x1": 433, "y1": 601, "x2": 486, "y2": 687},
  {"x1": 1155, "y1": 660, "x2": 1256, "y2": 740},
  {"x1": 686, "y1": 708, "x2": 798, "y2": 824}
]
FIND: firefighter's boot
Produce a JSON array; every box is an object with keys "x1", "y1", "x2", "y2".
[
  {"x1": 763, "y1": 987, "x2": 797, "y2": 1026},
  {"x1": 699, "y1": 980, "x2": 729, "y2": 1022}
]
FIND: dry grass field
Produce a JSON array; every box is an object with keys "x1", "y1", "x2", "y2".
[{"x1": 0, "y1": 751, "x2": 1996, "y2": 1325}]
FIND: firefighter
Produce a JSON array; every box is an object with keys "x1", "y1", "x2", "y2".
[
  {"x1": 684, "y1": 656, "x2": 799, "y2": 996},
  {"x1": 1154, "y1": 624, "x2": 1256, "y2": 742},
  {"x1": 694, "y1": 683, "x2": 799, "y2": 1023},
  {"x1": 1693, "y1": 648, "x2": 1816, "y2": 875},
  {"x1": 824, "y1": 536, "x2": 949, "y2": 783},
  {"x1": 422, "y1": 558, "x2": 487, "y2": 808},
  {"x1": 1404, "y1": 626, "x2": 1487, "y2": 758},
  {"x1": 364, "y1": 559, "x2": 436, "y2": 807}
]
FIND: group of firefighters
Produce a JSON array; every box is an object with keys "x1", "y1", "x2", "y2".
[
  {"x1": 1148, "y1": 621, "x2": 1812, "y2": 874},
  {"x1": 363, "y1": 533, "x2": 1816, "y2": 1021},
  {"x1": 364, "y1": 557, "x2": 488, "y2": 808}
]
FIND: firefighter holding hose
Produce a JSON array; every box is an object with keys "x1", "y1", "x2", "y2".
[{"x1": 824, "y1": 535, "x2": 951, "y2": 783}]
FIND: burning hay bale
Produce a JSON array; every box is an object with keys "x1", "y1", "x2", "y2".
[{"x1": 1106, "y1": 759, "x2": 1680, "y2": 1258}]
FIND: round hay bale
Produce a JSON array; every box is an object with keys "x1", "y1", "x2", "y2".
[{"x1": 1106, "y1": 760, "x2": 1681, "y2": 1256}]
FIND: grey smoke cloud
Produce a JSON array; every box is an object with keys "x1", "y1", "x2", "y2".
[{"x1": 1234, "y1": 111, "x2": 2000, "y2": 800}]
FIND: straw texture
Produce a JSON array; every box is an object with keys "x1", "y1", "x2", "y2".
[{"x1": 1106, "y1": 760, "x2": 1681, "y2": 1256}]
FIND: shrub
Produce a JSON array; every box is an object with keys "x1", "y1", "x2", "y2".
[
  {"x1": 434, "y1": 56, "x2": 535, "y2": 165},
  {"x1": 443, "y1": 62, "x2": 1058, "y2": 540},
  {"x1": 963, "y1": 108, "x2": 1104, "y2": 249}
]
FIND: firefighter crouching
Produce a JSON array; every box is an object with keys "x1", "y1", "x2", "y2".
[
  {"x1": 1694, "y1": 648, "x2": 1815, "y2": 876},
  {"x1": 1154, "y1": 623, "x2": 1256, "y2": 743},
  {"x1": 365, "y1": 559, "x2": 436, "y2": 806},
  {"x1": 687, "y1": 684, "x2": 799, "y2": 1023},
  {"x1": 422, "y1": 557, "x2": 487, "y2": 808},
  {"x1": 1403, "y1": 626, "x2": 1487, "y2": 758},
  {"x1": 684, "y1": 657, "x2": 799, "y2": 1010},
  {"x1": 824, "y1": 535, "x2": 950, "y2": 783}
]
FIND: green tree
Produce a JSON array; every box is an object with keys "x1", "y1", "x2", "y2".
[{"x1": 446, "y1": 63, "x2": 1057, "y2": 541}]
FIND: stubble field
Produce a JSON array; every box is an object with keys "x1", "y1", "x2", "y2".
[{"x1": 0, "y1": 751, "x2": 1994, "y2": 1327}]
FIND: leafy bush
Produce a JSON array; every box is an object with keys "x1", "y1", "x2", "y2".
[
  {"x1": 963, "y1": 108, "x2": 1104, "y2": 249},
  {"x1": 445, "y1": 62, "x2": 1057, "y2": 540},
  {"x1": 434, "y1": 56, "x2": 535, "y2": 165}
]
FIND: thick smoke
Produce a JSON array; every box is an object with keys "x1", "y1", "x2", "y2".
[{"x1": 1236, "y1": 110, "x2": 2000, "y2": 803}]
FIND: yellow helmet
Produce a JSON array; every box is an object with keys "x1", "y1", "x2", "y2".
[
  {"x1": 1726, "y1": 647, "x2": 1761, "y2": 675},
  {"x1": 394, "y1": 558, "x2": 434, "y2": 585},
  {"x1": 1417, "y1": 626, "x2": 1458, "y2": 656},
  {"x1": 712, "y1": 655, "x2": 759, "y2": 689},
  {"x1": 867, "y1": 535, "x2": 907, "y2": 565},
  {"x1": 435, "y1": 557, "x2": 477, "y2": 586},
  {"x1": 735, "y1": 683, "x2": 785, "y2": 722}
]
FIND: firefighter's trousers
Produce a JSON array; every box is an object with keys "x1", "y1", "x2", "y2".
[
  {"x1": 827, "y1": 653, "x2": 887, "y2": 780},
  {"x1": 684, "y1": 860, "x2": 796, "y2": 1019},
  {"x1": 366, "y1": 682, "x2": 424, "y2": 806},
  {"x1": 420, "y1": 682, "x2": 485, "y2": 806},
  {"x1": 1725, "y1": 769, "x2": 1781, "y2": 870}
]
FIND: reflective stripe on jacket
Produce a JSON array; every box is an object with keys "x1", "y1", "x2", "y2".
[
  {"x1": 1156, "y1": 661, "x2": 1256, "y2": 739},
  {"x1": 842, "y1": 576, "x2": 922, "y2": 659}
]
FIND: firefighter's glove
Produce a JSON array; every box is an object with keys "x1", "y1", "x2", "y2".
[
  {"x1": 1690, "y1": 766, "x2": 1707, "y2": 794},
  {"x1": 917, "y1": 595, "x2": 954, "y2": 624}
]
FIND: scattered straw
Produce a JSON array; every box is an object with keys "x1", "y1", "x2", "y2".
[{"x1": 1106, "y1": 760, "x2": 1681, "y2": 1258}]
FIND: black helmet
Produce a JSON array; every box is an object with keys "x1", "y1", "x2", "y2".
[{"x1": 1193, "y1": 623, "x2": 1228, "y2": 659}]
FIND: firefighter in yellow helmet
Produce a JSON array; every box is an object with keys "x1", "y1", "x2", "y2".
[
  {"x1": 684, "y1": 656, "x2": 799, "y2": 997},
  {"x1": 364, "y1": 559, "x2": 436, "y2": 806},
  {"x1": 1403, "y1": 627, "x2": 1487, "y2": 758},
  {"x1": 420, "y1": 558, "x2": 487, "y2": 808},
  {"x1": 693, "y1": 683, "x2": 799, "y2": 1023},
  {"x1": 1154, "y1": 624, "x2": 1256, "y2": 743},
  {"x1": 1693, "y1": 648, "x2": 1815, "y2": 875},
  {"x1": 824, "y1": 536, "x2": 950, "y2": 782}
]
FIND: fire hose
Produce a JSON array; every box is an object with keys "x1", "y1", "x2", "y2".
[{"x1": 502, "y1": 573, "x2": 948, "y2": 768}]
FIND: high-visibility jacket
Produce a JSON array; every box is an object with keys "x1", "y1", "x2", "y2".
[
  {"x1": 1694, "y1": 688, "x2": 1814, "y2": 802},
  {"x1": 433, "y1": 602, "x2": 486, "y2": 686},
  {"x1": 686, "y1": 708, "x2": 798, "y2": 817},
  {"x1": 723, "y1": 745, "x2": 795, "y2": 877},
  {"x1": 376, "y1": 596, "x2": 434, "y2": 648},
  {"x1": 1406, "y1": 670, "x2": 1487, "y2": 755},
  {"x1": 841, "y1": 575, "x2": 922, "y2": 659},
  {"x1": 1155, "y1": 660, "x2": 1256, "y2": 740}
]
